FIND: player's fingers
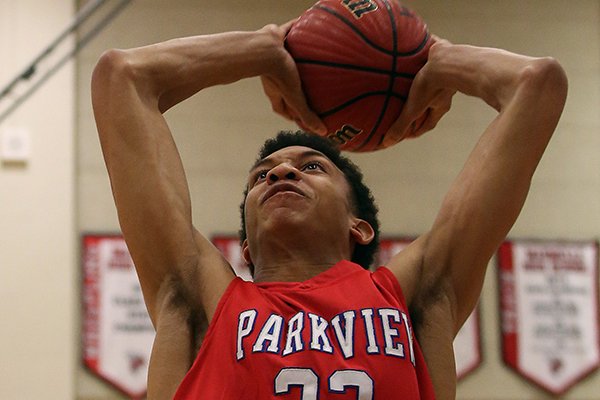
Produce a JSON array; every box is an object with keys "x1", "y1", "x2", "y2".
[
  {"x1": 263, "y1": 54, "x2": 327, "y2": 134},
  {"x1": 383, "y1": 66, "x2": 435, "y2": 146},
  {"x1": 409, "y1": 90, "x2": 454, "y2": 138},
  {"x1": 405, "y1": 110, "x2": 431, "y2": 139},
  {"x1": 282, "y1": 87, "x2": 327, "y2": 135},
  {"x1": 280, "y1": 18, "x2": 299, "y2": 35},
  {"x1": 383, "y1": 117, "x2": 411, "y2": 147},
  {"x1": 294, "y1": 117, "x2": 313, "y2": 133},
  {"x1": 383, "y1": 94, "x2": 428, "y2": 145},
  {"x1": 261, "y1": 76, "x2": 297, "y2": 121},
  {"x1": 273, "y1": 100, "x2": 294, "y2": 121},
  {"x1": 429, "y1": 34, "x2": 451, "y2": 46},
  {"x1": 265, "y1": 85, "x2": 325, "y2": 134},
  {"x1": 294, "y1": 106, "x2": 327, "y2": 135},
  {"x1": 408, "y1": 109, "x2": 439, "y2": 139}
]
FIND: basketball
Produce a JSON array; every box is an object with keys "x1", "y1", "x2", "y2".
[{"x1": 285, "y1": 0, "x2": 432, "y2": 152}]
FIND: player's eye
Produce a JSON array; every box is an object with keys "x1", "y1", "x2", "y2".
[
  {"x1": 302, "y1": 161, "x2": 324, "y2": 172},
  {"x1": 256, "y1": 170, "x2": 269, "y2": 181},
  {"x1": 250, "y1": 169, "x2": 269, "y2": 185}
]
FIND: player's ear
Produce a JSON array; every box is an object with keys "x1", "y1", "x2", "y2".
[
  {"x1": 241, "y1": 239, "x2": 253, "y2": 266},
  {"x1": 350, "y1": 218, "x2": 375, "y2": 245}
]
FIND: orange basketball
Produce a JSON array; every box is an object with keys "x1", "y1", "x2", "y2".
[{"x1": 286, "y1": 0, "x2": 432, "y2": 152}]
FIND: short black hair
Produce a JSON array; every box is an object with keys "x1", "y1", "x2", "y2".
[{"x1": 239, "y1": 130, "x2": 380, "y2": 270}]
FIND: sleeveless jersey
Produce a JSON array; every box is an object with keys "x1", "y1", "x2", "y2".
[{"x1": 173, "y1": 260, "x2": 436, "y2": 399}]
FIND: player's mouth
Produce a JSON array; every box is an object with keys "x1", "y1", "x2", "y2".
[{"x1": 261, "y1": 183, "x2": 306, "y2": 204}]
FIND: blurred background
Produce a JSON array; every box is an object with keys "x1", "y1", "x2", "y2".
[{"x1": 0, "y1": 0, "x2": 598, "y2": 398}]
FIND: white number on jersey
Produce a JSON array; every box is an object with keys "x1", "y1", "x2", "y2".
[{"x1": 274, "y1": 367, "x2": 373, "y2": 399}]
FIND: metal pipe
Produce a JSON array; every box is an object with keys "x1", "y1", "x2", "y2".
[{"x1": 0, "y1": 0, "x2": 131, "y2": 124}]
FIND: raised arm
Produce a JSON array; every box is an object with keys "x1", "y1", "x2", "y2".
[
  {"x1": 91, "y1": 24, "x2": 324, "y2": 397},
  {"x1": 92, "y1": 23, "x2": 324, "y2": 320},
  {"x1": 386, "y1": 41, "x2": 567, "y2": 397}
]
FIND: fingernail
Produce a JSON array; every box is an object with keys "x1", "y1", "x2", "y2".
[{"x1": 315, "y1": 124, "x2": 328, "y2": 136}]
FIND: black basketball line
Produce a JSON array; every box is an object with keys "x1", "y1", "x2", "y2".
[
  {"x1": 319, "y1": 90, "x2": 408, "y2": 118},
  {"x1": 314, "y1": 4, "x2": 393, "y2": 55},
  {"x1": 354, "y1": 0, "x2": 397, "y2": 150},
  {"x1": 314, "y1": 4, "x2": 429, "y2": 57},
  {"x1": 294, "y1": 58, "x2": 416, "y2": 80},
  {"x1": 400, "y1": 31, "x2": 431, "y2": 57}
]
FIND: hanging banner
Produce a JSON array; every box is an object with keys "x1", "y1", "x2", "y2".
[
  {"x1": 452, "y1": 308, "x2": 481, "y2": 380},
  {"x1": 376, "y1": 236, "x2": 416, "y2": 268},
  {"x1": 378, "y1": 237, "x2": 482, "y2": 379},
  {"x1": 498, "y1": 240, "x2": 599, "y2": 395},
  {"x1": 82, "y1": 234, "x2": 155, "y2": 400}
]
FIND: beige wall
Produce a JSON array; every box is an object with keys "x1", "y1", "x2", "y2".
[
  {"x1": 73, "y1": 0, "x2": 598, "y2": 399},
  {"x1": 0, "y1": 1, "x2": 76, "y2": 399}
]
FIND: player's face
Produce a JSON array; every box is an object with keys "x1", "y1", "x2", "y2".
[{"x1": 243, "y1": 145, "x2": 356, "y2": 250}]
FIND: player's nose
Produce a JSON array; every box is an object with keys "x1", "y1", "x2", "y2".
[{"x1": 267, "y1": 163, "x2": 299, "y2": 183}]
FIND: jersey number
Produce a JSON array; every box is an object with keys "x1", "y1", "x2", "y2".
[{"x1": 274, "y1": 368, "x2": 373, "y2": 399}]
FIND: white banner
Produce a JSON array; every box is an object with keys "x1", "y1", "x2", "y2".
[
  {"x1": 452, "y1": 310, "x2": 481, "y2": 380},
  {"x1": 498, "y1": 240, "x2": 599, "y2": 395},
  {"x1": 82, "y1": 235, "x2": 155, "y2": 399}
]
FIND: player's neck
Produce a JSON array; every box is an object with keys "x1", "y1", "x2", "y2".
[
  {"x1": 253, "y1": 260, "x2": 332, "y2": 283},
  {"x1": 249, "y1": 218, "x2": 355, "y2": 282},
  {"x1": 252, "y1": 243, "x2": 348, "y2": 283}
]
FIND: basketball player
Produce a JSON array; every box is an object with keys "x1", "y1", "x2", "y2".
[{"x1": 91, "y1": 20, "x2": 567, "y2": 400}]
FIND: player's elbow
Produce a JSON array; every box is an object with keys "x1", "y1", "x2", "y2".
[
  {"x1": 92, "y1": 49, "x2": 136, "y2": 96},
  {"x1": 91, "y1": 49, "x2": 154, "y2": 139},
  {"x1": 527, "y1": 57, "x2": 567, "y2": 88},
  {"x1": 519, "y1": 57, "x2": 568, "y2": 109},
  {"x1": 95, "y1": 48, "x2": 130, "y2": 70}
]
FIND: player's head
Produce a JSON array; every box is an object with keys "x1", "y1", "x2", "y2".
[{"x1": 239, "y1": 130, "x2": 380, "y2": 271}]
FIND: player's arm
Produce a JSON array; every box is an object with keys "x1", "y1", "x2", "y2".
[
  {"x1": 91, "y1": 25, "x2": 322, "y2": 325},
  {"x1": 386, "y1": 42, "x2": 566, "y2": 399},
  {"x1": 388, "y1": 41, "x2": 568, "y2": 329},
  {"x1": 92, "y1": 23, "x2": 324, "y2": 400}
]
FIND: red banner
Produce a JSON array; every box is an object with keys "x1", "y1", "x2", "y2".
[
  {"x1": 498, "y1": 240, "x2": 600, "y2": 395},
  {"x1": 82, "y1": 234, "x2": 154, "y2": 399},
  {"x1": 378, "y1": 237, "x2": 482, "y2": 380}
]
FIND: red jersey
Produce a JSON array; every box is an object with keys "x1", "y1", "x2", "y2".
[{"x1": 174, "y1": 260, "x2": 435, "y2": 399}]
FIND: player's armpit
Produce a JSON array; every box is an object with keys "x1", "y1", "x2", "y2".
[
  {"x1": 147, "y1": 287, "x2": 207, "y2": 400},
  {"x1": 93, "y1": 28, "x2": 287, "y2": 325}
]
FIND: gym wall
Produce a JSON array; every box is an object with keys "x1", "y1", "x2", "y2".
[
  {"x1": 76, "y1": 1, "x2": 600, "y2": 399},
  {"x1": 0, "y1": 1, "x2": 76, "y2": 399},
  {"x1": 1, "y1": 0, "x2": 597, "y2": 399}
]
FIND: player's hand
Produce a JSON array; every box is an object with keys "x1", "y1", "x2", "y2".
[
  {"x1": 383, "y1": 38, "x2": 456, "y2": 146},
  {"x1": 260, "y1": 21, "x2": 327, "y2": 135}
]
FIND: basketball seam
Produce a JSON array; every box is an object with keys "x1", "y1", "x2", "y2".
[
  {"x1": 294, "y1": 59, "x2": 417, "y2": 80},
  {"x1": 319, "y1": 91, "x2": 408, "y2": 118},
  {"x1": 358, "y1": 0, "x2": 397, "y2": 150},
  {"x1": 314, "y1": 4, "x2": 428, "y2": 57}
]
